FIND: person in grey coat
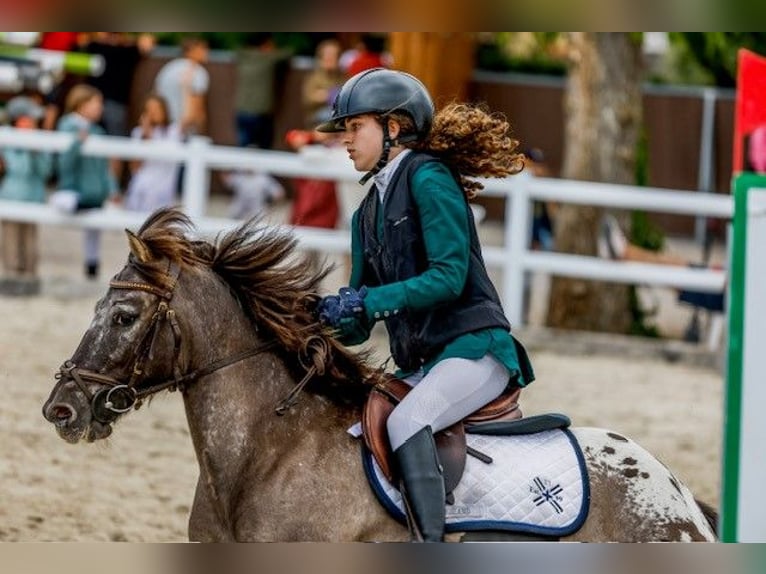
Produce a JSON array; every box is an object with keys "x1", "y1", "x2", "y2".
[
  {"x1": 0, "y1": 96, "x2": 52, "y2": 294},
  {"x1": 54, "y1": 84, "x2": 118, "y2": 279}
]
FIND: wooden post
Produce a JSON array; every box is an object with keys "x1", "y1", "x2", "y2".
[{"x1": 388, "y1": 33, "x2": 475, "y2": 108}]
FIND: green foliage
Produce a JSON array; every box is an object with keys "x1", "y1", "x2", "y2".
[
  {"x1": 634, "y1": 125, "x2": 648, "y2": 187},
  {"x1": 630, "y1": 211, "x2": 665, "y2": 252},
  {"x1": 153, "y1": 32, "x2": 327, "y2": 56},
  {"x1": 475, "y1": 33, "x2": 566, "y2": 76},
  {"x1": 627, "y1": 209, "x2": 665, "y2": 339},
  {"x1": 631, "y1": 126, "x2": 664, "y2": 250},
  {"x1": 628, "y1": 123, "x2": 663, "y2": 338},
  {"x1": 627, "y1": 32, "x2": 644, "y2": 47},
  {"x1": 151, "y1": 32, "x2": 766, "y2": 89},
  {"x1": 272, "y1": 33, "x2": 322, "y2": 56},
  {"x1": 154, "y1": 32, "x2": 244, "y2": 50},
  {"x1": 669, "y1": 33, "x2": 766, "y2": 87},
  {"x1": 630, "y1": 127, "x2": 665, "y2": 251}
]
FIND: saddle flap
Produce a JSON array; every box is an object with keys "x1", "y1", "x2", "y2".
[
  {"x1": 464, "y1": 385, "x2": 522, "y2": 424},
  {"x1": 465, "y1": 413, "x2": 571, "y2": 436},
  {"x1": 362, "y1": 377, "x2": 466, "y2": 494}
]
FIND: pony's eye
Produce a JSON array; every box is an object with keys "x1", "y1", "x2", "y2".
[{"x1": 113, "y1": 312, "x2": 136, "y2": 327}]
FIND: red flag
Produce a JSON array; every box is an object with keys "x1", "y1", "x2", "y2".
[{"x1": 734, "y1": 48, "x2": 766, "y2": 173}]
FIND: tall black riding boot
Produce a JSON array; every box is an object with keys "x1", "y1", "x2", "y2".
[{"x1": 394, "y1": 426, "x2": 446, "y2": 542}]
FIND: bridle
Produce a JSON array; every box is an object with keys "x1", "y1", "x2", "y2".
[{"x1": 55, "y1": 260, "x2": 284, "y2": 425}]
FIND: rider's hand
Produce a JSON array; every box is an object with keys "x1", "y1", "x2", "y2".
[
  {"x1": 316, "y1": 286, "x2": 368, "y2": 328},
  {"x1": 316, "y1": 294, "x2": 342, "y2": 327},
  {"x1": 338, "y1": 286, "x2": 366, "y2": 317}
]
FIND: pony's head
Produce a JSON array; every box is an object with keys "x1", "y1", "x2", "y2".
[
  {"x1": 43, "y1": 208, "x2": 378, "y2": 444},
  {"x1": 42, "y1": 209, "x2": 206, "y2": 442}
]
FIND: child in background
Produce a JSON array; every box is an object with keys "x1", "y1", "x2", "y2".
[
  {"x1": 123, "y1": 93, "x2": 183, "y2": 213},
  {"x1": 52, "y1": 84, "x2": 118, "y2": 279},
  {"x1": 285, "y1": 128, "x2": 341, "y2": 273},
  {"x1": 285, "y1": 129, "x2": 340, "y2": 230},
  {"x1": 525, "y1": 147, "x2": 556, "y2": 252},
  {"x1": 223, "y1": 168, "x2": 285, "y2": 220},
  {"x1": 0, "y1": 96, "x2": 53, "y2": 295},
  {"x1": 301, "y1": 38, "x2": 346, "y2": 129}
]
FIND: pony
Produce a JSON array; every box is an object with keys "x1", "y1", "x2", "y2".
[{"x1": 42, "y1": 208, "x2": 717, "y2": 542}]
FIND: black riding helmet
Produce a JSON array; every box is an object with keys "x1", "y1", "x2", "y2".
[
  {"x1": 316, "y1": 68, "x2": 434, "y2": 136},
  {"x1": 316, "y1": 68, "x2": 435, "y2": 184}
]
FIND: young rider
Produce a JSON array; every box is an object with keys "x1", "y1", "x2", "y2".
[{"x1": 315, "y1": 68, "x2": 535, "y2": 542}]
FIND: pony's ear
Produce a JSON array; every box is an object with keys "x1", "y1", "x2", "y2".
[{"x1": 125, "y1": 229, "x2": 151, "y2": 262}]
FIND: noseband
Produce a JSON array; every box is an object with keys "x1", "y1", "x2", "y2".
[{"x1": 55, "y1": 260, "x2": 280, "y2": 424}]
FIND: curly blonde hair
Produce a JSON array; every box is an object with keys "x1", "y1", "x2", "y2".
[{"x1": 391, "y1": 103, "x2": 525, "y2": 198}]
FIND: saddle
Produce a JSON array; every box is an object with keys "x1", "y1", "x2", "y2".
[{"x1": 361, "y1": 376, "x2": 523, "y2": 495}]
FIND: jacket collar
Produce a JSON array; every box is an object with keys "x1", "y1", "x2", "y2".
[{"x1": 373, "y1": 148, "x2": 411, "y2": 203}]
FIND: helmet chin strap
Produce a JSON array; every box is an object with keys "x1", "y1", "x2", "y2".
[{"x1": 358, "y1": 121, "x2": 393, "y2": 185}]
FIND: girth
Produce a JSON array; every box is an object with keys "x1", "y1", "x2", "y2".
[{"x1": 362, "y1": 376, "x2": 522, "y2": 494}]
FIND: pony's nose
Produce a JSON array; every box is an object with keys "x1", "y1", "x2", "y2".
[{"x1": 44, "y1": 402, "x2": 77, "y2": 426}]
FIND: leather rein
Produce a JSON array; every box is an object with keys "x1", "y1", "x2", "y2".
[{"x1": 54, "y1": 260, "x2": 302, "y2": 425}]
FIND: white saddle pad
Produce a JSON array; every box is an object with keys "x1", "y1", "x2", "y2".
[{"x1": 363, "y1": 428, "x2": 589, "y2": 536}]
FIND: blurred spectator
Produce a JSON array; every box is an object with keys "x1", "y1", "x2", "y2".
[
  {"x1": 524, "y1": 147, "x2": 556, "y2": 251},
  {"x1": 291, "y1": 38, "x2": 345, "y2": 268},
  {"x1": 598, "y1": 213, "x2": 695, "y2": 266},
  {"x1": 84, "y1": 32, "x2": 155, "y2": 138},
  {"x1": 598, "y1": 213, "x2": 726, "y2": 341},
  {"x1": 51, "y1": 84, "x2": 118, "y2": 279},
  {"x1": 37, "y1": 33, "x2": 89, "y2": 133},
  {"x1": 285, "y1": 130, "x2": 339, "y2": 229},
  {"x1": 748, "y1": 123, "x2": 766, "y2": 174},
  {"x1": 83, "y1": 32, "x2": 156, "y2": 188},
  {"x1": 285, "y1": 129, "x2": 340, "y2": 270},
  {"x1": 123, "y1": 93, "x2": 183, "y2": 213},
  {"x1": 0, "y1": 96, "x2": 53, "y2": 295},
  {"x1": 222, "y1": 168, "x2": 285, "y2": 220},
  {"x1": 154, "y1": 36, "x2": 210, "y2": 137},
  {"x1": 233, "y1": 33, "x2": 292, "y2": 149},
  {"x1": 301, "y1": 38, "x2": 345, "y2": 129},
  {"x1": 345, "y1": 33, "x2": 392, "y2": 76},
  {"x1": 286, "y1": 129, "x2": 340, "y2": 229}
]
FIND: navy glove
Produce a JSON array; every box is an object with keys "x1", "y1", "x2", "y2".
[
  {"x1": 317, "y1": 294, "x2": 341, "y2": 325},
  {"x1": 317, "y1": 286, "x2": 368, "y2": 328}
]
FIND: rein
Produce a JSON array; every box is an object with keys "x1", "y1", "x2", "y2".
[{"x1": 56, "y1": 260, "x2": 317, "y2": 424}]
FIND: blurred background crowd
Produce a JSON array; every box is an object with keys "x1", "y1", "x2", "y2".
[{"x1": 0, "y1": 32, "x2": 764, "y2": 341}]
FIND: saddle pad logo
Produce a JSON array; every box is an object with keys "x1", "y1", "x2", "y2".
[{"x1": 530, "y1": 476, "x2": 564, "y2": 514}]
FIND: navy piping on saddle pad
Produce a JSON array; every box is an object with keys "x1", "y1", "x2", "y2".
[
  {"x1": 361, "y1": 428, "x2": 591, "y2": 537},
  {"x1": 361, "y1": 447, "x2": 409, "y2": 522}
]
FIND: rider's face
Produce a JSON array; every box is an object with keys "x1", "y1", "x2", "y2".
[{"x1": 341, "y1": 115, "x2": 383, "y2": 173}]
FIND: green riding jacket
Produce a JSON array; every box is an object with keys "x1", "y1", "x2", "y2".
[{"x1": 342, "y1": 159, "x2": 534, "y2": 387}]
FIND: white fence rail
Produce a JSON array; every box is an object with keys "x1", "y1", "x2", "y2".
[
  {"x1": 486, "y1": 176, "x2": 732, "y2": 326},
  {"x1": 0, "y1": 128, "x2": 732, "y2": 329}
]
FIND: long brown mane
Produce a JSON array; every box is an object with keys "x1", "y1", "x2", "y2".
[{"x1": 132, "y1": 208, "x2": 382, "y2": 406}]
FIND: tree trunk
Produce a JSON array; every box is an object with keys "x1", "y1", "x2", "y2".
[
  {"x1": 388, "y1": 33, "x2": 475, "y2": 105},
  {"x1": 546, "y1": 33, "x2": 643, "y2": 332}
]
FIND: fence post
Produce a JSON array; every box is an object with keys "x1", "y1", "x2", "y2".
[
  {"x1": 721, "y1": 176, "x2": 766, "y2": 542},
  {"x1": 504, "y1": 177, "x2": 531, "y2": 327},
  {"x1": 695, "y1": 87, "x2": 717, "y2": 246},
  {"x1": 182, "y1": 136, "x2": 211, "y2": 218}
]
